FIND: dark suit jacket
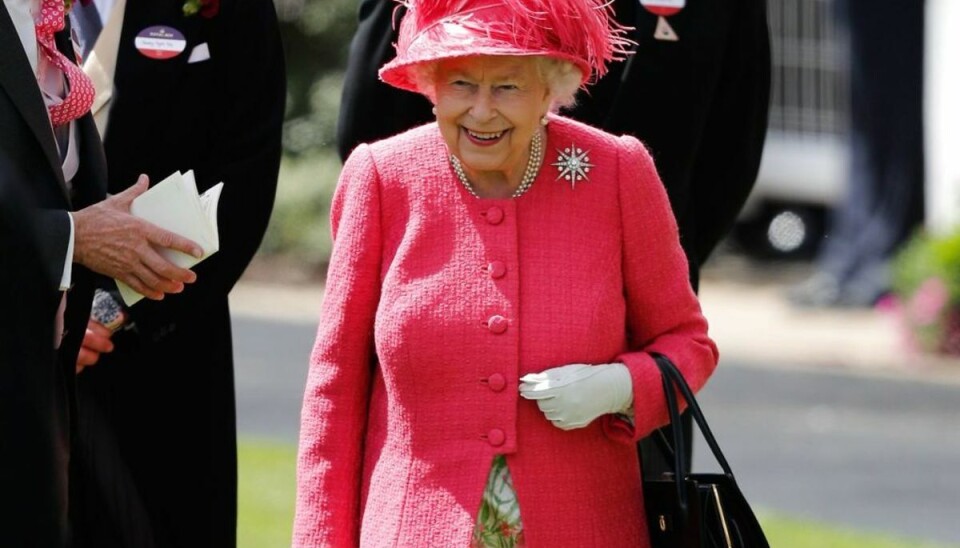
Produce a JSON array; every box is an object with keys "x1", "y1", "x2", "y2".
[
  {"x1": 0, "y1": 7, "x2": 107, "y2": 545},
  {"x1": 70, "y1": 0, "x2": 285, "y2": 546},
  {"x1": 0, "y1": 164, "x2": 63, "y2": 548},
  {"x1": 337, "y1": 0, "x2": 771, "y2": 289}
]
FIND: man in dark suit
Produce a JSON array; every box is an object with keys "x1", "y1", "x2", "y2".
[
  {"x1": 1, "y1": 2, "x2": 202, "y2": 544},
  {"x1": 337, "y1": 0, "x2": 770, "y2": 469},
  {"x1": 65, "y1": 0, "x2": 285, "y2": 545},
  {"x1": 788, "y1": 0, "x2": 925, "y2": 308}
]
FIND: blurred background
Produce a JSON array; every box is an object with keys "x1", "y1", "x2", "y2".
[{"x1": 233, "y1": 0, "x2": 960, "y2": 545}]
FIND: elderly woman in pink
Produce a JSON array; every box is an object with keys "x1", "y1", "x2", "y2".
[{"x1": 294, "y1": 0, "x2": 719, "y2": 546}]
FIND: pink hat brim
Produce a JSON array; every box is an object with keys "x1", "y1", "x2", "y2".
[{"x1": 378, "y1": 21, "x2": 591, "y2": 95}]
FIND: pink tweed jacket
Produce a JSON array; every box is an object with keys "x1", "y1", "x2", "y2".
[{"x1": 294, "y1": 116, "x2": 719, "y2": 547}]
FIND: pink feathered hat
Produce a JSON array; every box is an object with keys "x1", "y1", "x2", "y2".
[{"x1": 379, "y1": 0, "x2": 632, "y2": 94}]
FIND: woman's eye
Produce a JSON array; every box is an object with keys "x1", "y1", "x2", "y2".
[{"x1": 498, "y1": 84, "x2": 519, "y2": 91}]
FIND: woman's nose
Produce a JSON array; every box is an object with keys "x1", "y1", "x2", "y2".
[{"x1": 469, "y1": 90, "x2": 496, "y2": 122}]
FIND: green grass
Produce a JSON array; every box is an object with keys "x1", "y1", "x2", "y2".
[
  {"x1": 238, "y1": 438, "x2": 960, "y2": 548},
  {"x1": 238, "y1": 440, "x2": 297, "y2": 548},
  {"x1": 759, "y1": 513, "x2": 958, "y2": 548}
]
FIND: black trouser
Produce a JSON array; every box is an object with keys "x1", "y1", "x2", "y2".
[{"x1": 817, "y1": 0, "x2": 925, "y2": 284}]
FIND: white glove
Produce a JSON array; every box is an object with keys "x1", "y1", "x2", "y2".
[{"x1": 519, "y1": 363, "x2": 633, "y2": 431}]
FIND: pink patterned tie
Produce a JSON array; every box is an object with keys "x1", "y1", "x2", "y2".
[{"x1": 35, "y1": 0, "x2": 95, "y2": 126}]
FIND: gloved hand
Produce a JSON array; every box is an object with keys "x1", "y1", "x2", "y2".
[{"x1": 519, "y1": 363, "x2": 633, "y2": 431}]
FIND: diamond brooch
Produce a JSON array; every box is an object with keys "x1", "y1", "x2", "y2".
[{"x1": 552, "y1": 144, "x2": 594, "y2": 188}]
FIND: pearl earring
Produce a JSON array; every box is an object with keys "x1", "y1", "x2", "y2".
[
  {"x1": 432, "y1": 107, "x2": 438, "y2": 116},
  {"x1": 540, "y1": 115, "x2": 549, "y2": 126}
]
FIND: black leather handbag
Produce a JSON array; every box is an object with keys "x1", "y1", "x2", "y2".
[{"x1": 643, "y1": 354, "x2": 770, "y2": 548}]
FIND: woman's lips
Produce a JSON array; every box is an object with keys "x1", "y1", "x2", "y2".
[{"x1": 463, "y1": 127, "x2": 508, "y2": 147}]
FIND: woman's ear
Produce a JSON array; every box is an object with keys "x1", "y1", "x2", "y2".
[{"x1": 541, "y1": 88, "x2": 554, "y2": 115}]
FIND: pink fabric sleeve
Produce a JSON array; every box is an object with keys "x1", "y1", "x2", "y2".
[
  {"x1": 293, "y1": 145, "x2": 383, "y2": 547},
  {"x1": 602, "y1": 135, "x2": 719, "y2": 444}
]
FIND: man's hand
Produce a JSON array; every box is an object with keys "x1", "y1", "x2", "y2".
[
  {"x1": 73, "y1": 175, "x2": 203, "y2": 300},
  {"x1": 76, "y1": 319, "x2": 115, "y2": 373}
]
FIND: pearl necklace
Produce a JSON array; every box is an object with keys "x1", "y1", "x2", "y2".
[{"x1": 450, "y1": 129, "x2": 544, "y2": 199}]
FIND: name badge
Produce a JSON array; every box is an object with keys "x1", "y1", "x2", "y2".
[
  {"x1": 135, "y1": 26, "x2": 187, "y2": 60},
  {"x1": 639, "y1": 0, "x2": 685, "y2": 16}
]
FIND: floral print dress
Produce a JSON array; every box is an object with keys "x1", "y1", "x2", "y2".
[
  {"x1": 470, "y1": 411, "x2": 633, "y2": 546},
  {"x1": 472, "y1": 456, "x2": 525, "y2": 547}
]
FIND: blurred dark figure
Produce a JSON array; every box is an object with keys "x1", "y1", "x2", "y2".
[
  {"x1": 789, "y1": 0, "x2": 925, "y2": 308},
  {"x1": 338, "y1": 0, "x2": 770, "y2": 473}
]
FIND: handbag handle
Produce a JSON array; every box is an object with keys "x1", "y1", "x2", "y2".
[
  {"x1": 651, "y1": 353, "x2": 736, "y2": 481},
  {"x1": 656, "y1": 355, "x2": 689, "y2": 514}
]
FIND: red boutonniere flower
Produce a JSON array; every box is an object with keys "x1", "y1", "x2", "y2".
[{"x1": 182, "y1": 0, "x2": 219, "y2": 18}]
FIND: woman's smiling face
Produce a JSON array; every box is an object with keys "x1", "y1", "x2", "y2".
[{"x1": 433, "y1": 55, "x2": 552, "y2": 186}]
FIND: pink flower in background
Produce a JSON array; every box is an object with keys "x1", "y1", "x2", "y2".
[
  {"x1": 940, "y1": 309, "x2": 960, "y2": 355},
  {"x1": 874, "y1": 293, "x2": 900, "y2": 313},
  {"x1": 876, "y1": 294, "x2": 919, "y2": 352},
  {"x1": 908, "y1": 277, "x2": 949, "y2": 326}
]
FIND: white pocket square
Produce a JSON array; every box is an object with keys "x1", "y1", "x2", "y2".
[{"x1": 187, "y1": 43, "x2": 211, "y2": 64}]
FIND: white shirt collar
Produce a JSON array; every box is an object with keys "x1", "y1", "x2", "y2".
[
  {"x1": 3, "y1": 0, "x2": 40, "y2": 75},
  {"x1": 92, "y1": 0, "x2": 114, "y2": 23}
]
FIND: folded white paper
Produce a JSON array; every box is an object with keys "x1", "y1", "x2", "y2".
[{"x1": 116, "y1": 170, "x2": 223, "y2": 305}]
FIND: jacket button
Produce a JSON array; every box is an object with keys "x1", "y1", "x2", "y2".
[
  {"x1": 483, "y1": 206, "x2": 504, "y2": 225},
  {"x1": 487, "y1": 261, "x2": 507, "y2": 279},
  {"x1": 487, "y1": 373, "x2": 507, "y2": 392},
  {"x1": 487, "y1": 428, "x2": 505, "y2": 447},
  {"x1": 487, "y1": 315, "x2": 508, "y2": 334}
]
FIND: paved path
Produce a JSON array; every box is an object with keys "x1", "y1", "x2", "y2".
[{"x1": 695, "y1": 362, "x2": 960, "y2": 545}]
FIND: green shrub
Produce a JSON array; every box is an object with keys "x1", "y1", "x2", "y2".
[
  {"x1": 259, "y1": 152, "x2": 341, "y2": 269},
  {"x1": 277, "y1": 0, "x2": 356, "y2": 156}
]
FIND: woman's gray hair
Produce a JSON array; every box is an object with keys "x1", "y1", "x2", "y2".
[
  {"x1": 535, "y1": 57, "x2": 582, "y2": 112},
  {"x1": 410, "y1": 55, "x2": 582, "y2": 111}
]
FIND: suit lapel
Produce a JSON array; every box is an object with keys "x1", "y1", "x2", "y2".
[{"x1": 0, "y1": 4, "x2": 69, "y2": 199}]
